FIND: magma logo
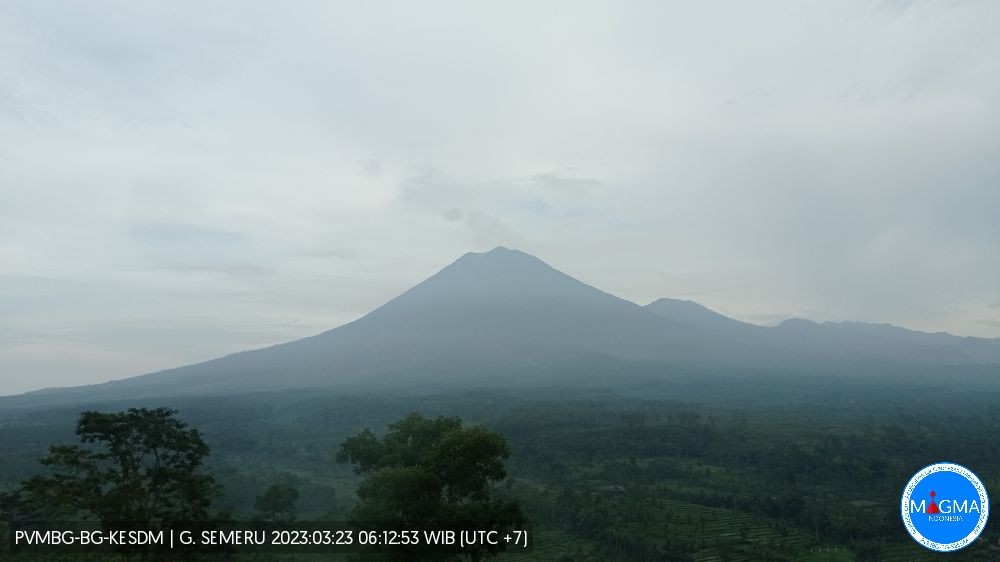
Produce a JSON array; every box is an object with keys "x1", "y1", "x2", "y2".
[{"x1": 901, "y1": 462, "x2": 989, "y2": 552}]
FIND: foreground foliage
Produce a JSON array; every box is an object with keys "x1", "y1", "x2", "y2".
[
  {"x1": 17, "y1": 407, "x2": 217, "y2": 525},
  {"x1": 2, "y1": 379, "x2": 1000, "y2": 560},
  {"x1": 338, "y1": 412, "x2": 525, "y2": 560}
]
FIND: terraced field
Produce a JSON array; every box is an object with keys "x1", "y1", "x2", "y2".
[{"x1": 615, "y1": 496, "x2": 815, "y2": 561}]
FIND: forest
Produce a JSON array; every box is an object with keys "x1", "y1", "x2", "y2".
[{"x1": 1, "y1": 376, "x2": 999, "y2": 561}]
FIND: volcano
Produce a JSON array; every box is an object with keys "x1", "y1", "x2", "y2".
[{"x1": 4, "y1": 247, "x2": 998, "y2": 407}]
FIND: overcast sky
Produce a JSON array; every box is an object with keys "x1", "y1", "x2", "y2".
[{"x1": 1, "y1": 1, "x2": 998, "y2": 395}]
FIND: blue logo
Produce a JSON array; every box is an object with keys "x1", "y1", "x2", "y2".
[{"x1": 901, "y1": 462, "x2": 989, "y2": 552}]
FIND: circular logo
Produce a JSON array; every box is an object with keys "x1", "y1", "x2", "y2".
[{"x1": 901, "y1": 462, "x2": 989, "y2": 552}]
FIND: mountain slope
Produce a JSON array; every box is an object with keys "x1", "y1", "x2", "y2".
[
  {"x1": 3, "y1": 247, "x2": 998, "y2": 408},
  {"x1": 645, "y1": 297, "x2": 1000, "y2": 366},
  {"x1": 644, "y1": 298, "x2": 758, "y2": 332},
  {"x1": 10, "y1": 248, "x2": 704, "y2": 402},
  {"x1": 771, "y1": 318, "x2": 1000, "y2": 366}
]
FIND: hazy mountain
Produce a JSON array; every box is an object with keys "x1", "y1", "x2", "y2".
[
  {"x1": 646, "y1": 296, "x2": 1000, "y2": 366},
  {"x1": 644, "y1": 298, "x2": 758, "y2": 332},
  {"x1": 3, "y1": 247, "x2": 998, "y2": 408},
  {"x1": 770, "y1": 317, "x2": 1000, "y2": 366}
]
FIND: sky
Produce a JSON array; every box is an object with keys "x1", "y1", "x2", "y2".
[{"x1": 1, "y1": 1, "x2": 998, "y2": 395}]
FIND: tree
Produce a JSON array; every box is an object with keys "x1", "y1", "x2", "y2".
[
  {"x1": 18, "y1": 407, "x2": 217, "y2": 527},
  {"x1": 0, "y1": 489, "x2": 29, "y2": 555},
  {"x1": 255, "y1": 482, "x2": 299, "y2": 522},
  {"x1": 337, "y1": 412, "x2": 524, "y2": 561}
]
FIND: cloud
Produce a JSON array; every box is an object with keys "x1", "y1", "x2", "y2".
[{"x1": 1, "y1": 0, "x2": 998, "y2": 393}]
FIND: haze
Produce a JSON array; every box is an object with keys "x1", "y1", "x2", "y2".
[{"x1": 1, "y1": 1, "x2": 998, "y2": 395}]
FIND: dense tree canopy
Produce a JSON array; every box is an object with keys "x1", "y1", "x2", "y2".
[
  {"x1": 255, "y1": 482, "x2": 299, "y2": 522},
  {"x1": 338, "y1": 412, "x2": 524, "y2": 560},
  {"x1": 18, "y1": 407, "x2": 217, "y2": 526}
]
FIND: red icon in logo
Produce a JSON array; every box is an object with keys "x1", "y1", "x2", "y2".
[{"x1": 927, "y1": 491, "x2": 940, "y2": 515}]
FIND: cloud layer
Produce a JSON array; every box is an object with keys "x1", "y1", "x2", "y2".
[{"x1": 2, "y1": 1, "x2": 998, "y2": 394}]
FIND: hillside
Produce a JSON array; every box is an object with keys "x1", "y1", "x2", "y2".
[{"x1": 2, "y1": 247, "x2": 997, "y2": 409}]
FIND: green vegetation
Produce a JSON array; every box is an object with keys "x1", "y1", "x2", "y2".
[
  {"x1": 338, "y1": 412, "x2": 525, "y2": 560},
  {"x1": 1, "y1": 384, "x2": 999, "y2": 561},
  {"x1": 10, "y1": 408, "x2": 216, "y2": 525},
  {"x1": 0, "y1": 408, "x2": 218, "y2": 560},
  {"x1": 255, "y1": 482, "x2": 300, "y2": 522}
]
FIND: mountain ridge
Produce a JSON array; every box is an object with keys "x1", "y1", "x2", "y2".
[{"x1": 3, "y1": 247, "x2": 997, "y2": 407}]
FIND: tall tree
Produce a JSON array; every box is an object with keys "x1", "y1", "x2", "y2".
[
  {"x1": 338, "y1": 412, "x2": 524, "y2": 561},
  {"x1": 19, "y1": 407, "x2": 217, "y2": 526},
  {"x1": 255, "y1": 482, "x2": 299, "y2": 522}
]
